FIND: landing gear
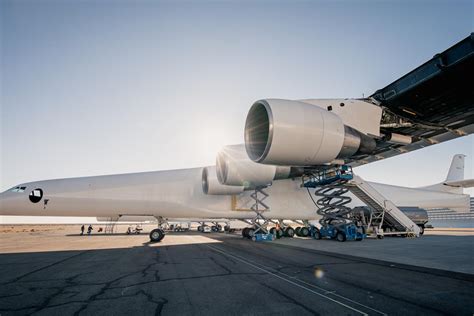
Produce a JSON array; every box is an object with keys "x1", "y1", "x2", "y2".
[
  {"x1": 284, "y1": 227, "x2": 295, "y2": 237},
  {"x1": 242, "y1": 227, "x2": 256, "y2": 238},
  {"x1": 294, "y1": 225, "x2": 310, "y2": 237},
  {"x1": 295, "y1": 227, "x2": 301, "y2": 236},
  {"x1": 269, "y1": 227, "x2": 284, "y2": 239},
  {"x1": 150, "y1": 216, "x2": 167, "y2": 242},
  {"x1": 149, "y1": 228, "x2": 165, "y2": 242}
]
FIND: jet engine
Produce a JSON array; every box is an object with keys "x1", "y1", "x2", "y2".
[
  {"x1": 215, "y1": 144, "x2": 300, "y2": 188},
  {"x1": 202, "y1": 166, "x2": 244, "y2": 195},
  {"x1": 244, "y1": 99, "x2": 376, "y2": 166}
]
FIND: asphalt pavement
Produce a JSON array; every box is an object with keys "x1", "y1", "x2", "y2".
[{"x1": 0, "y1": 230, "x2": 473, "y2": 315}]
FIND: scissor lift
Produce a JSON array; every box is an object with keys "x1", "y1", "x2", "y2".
[
  {"x1": 303, "y1": 166, "x2": 366, "y2": 242},
  {"x1": 303, "y1": 165, "x2": 420, "y2": 240}
]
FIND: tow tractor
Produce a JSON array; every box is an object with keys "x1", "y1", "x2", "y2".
[{"x1": 303, "y1": 165, "x2": 366, "y2": 242}]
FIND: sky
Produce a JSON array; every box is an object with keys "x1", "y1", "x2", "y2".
[{"x1": 1, "y1": 0, "x2": 473, "y2": 223}]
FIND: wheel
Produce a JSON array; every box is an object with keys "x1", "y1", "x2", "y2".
[
  {"x1": 275, "y1": 229, "x2": 284, "y2": 239},
  {"x1": 314, "y1": 231, "x2": 322, "y2": 240},
  {"x1": 197, "y1": 225, "x2": 202, "y2": 232},
  {"x1": 295, "y1": 227, "x2": 301, "y2": 236},
  {"x1": 418, "y1": 225, "x2": 424, "y2": 235},
  {"x1": 242, "y1": 227, "x2": 249, "y2": 238},
  {"x1": 251, "y1": 236, "x2": 256, "y2": 241},
  {"x1": 247, "y1": 228, "x2": 255, "y2": 239},
  {"x1": 377, "y1": 234, "x2": 384, "y2": 239},
  {"x1": 269, "y1": 227, "x2": 276, "y2": 235},
  {"x1": 285, "y1": 227, "x2": 295, "y2": 238},
  {"x1": 224, "y1": 225, "x2": 230, "y2": 232},
  {"x1": 149, "y1": 229, "x2": 165, "y2": 242},
  {"x1": 300, "y1": 227, "x2": 310, "y2": 237},
  {"x1": 336, "y1": 232, "x2": 346, "y2": 242},
  {"x1": 211, "y1": 226, "x2": 218, "y2": 232}
]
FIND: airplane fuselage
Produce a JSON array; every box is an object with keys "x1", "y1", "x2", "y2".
[{"x1": 0, "y1": 167, "x2": 469, "y2": 220}]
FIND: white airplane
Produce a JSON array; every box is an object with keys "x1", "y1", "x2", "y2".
[{"x1": 1, "y1": 34, "x2": 473, "y2": 242}]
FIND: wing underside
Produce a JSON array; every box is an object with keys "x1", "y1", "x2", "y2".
[{"x1": 346, "y1": 34, "x2": 474, "y2": 168}]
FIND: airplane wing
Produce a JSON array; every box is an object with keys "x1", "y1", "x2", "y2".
[{"x1": 347, "y1": 33, "x2": 474, "y2": 168}]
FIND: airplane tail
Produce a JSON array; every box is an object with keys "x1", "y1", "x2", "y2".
[
  {"x1": 445, "y1": 154, "x2": 465, "y2": 182},
  {"x1": 422, "y1": 154, "x2": 473, "y2": 194}
]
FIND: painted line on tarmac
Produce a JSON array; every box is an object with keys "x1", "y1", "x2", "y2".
[
  {"x1": 206, "y1": 244, "x2": 372, "y2": 316},
  {"x1": 285, "y1": 275, "x2": 387, "y2": 316},
  {"x1": 210, "y1": 241, "x2": 387, "y2": 315}
]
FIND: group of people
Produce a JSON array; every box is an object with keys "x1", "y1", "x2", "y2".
[
  {"x1": 80, "y1": 224, "x2": 140, "y2": 235},
  {"x1": 80, "y1": 224, "x2": 93, "y2": 235}
]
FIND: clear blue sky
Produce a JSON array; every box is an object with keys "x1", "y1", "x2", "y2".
[{"x1": 1, "y1": 0, "x2": 473, "y2": 199}]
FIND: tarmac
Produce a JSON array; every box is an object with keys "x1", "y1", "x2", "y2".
[{"x1": 0, "y1": 226, "x2": 473, "y2": 315}]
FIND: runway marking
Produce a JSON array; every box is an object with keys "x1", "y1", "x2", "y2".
[{"x1": 206, "y1": 244, "x2": 379, "y2": 316}]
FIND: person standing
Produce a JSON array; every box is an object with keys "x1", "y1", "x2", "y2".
[{"x1": 80, "y1": 225, "x2": 85, "y2": 236}]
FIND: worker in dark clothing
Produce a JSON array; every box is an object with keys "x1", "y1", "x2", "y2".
[
  {"x1": 87, "y1": 225, "x2": 93, "y2": 235},
  {"x1": 80, "y1": 225, "x2": 85, "y2": 236}
]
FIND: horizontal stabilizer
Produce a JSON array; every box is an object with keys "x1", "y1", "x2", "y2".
[{"x1": 444, "y1": 179, "x2": 474, "y2": 188}]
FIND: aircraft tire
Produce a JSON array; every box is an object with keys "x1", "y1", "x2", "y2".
[
  {"x1": 295, "y1": 227, "x2": 301, "y2": 236},
  {"x1": 247, "y1": 228, "x2": 255, "y2": 239},
  {"x1": 149, "y1": 229, "x2": 165, "y2": 242},
  {"x1": 276, "y1": 229, "x2": 284, "y2": 239},
  {"x1": 269, "y1": 227, "x2": 276, "y2": 235},
  {"x1": 242, "y1": 227, "x2": 249, "y2": 238},
  {"x1": 300, "y1": 227, "x2": 310, "y2": 237},
  {"x1": 285, "y1": 227, "x2": 295, "y2": 238}
]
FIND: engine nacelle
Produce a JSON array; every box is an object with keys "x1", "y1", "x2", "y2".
[
  {"x1": 244, "y1": 99, "x2": 376, "y2": 166},
  {"x1": 216, "y1": 144, "x2": 294, "y2": 188},
  {"x1": 202, "y1": 166, "x2": 244, "y2": 195}
]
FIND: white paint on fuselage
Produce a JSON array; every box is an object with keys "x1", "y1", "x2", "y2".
[{"x1": 0, "y1": 167, "x2": 470, "y2": 220}]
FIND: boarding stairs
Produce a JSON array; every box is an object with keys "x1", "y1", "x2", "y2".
[{"x1": 347, "y1": 175, "x2": 420, "y2": 237}]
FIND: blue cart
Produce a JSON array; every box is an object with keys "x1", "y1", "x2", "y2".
[
  {"x1": 311, "y1": 223, "x2": 365, "y2": 242},
  {"x1": 252, "y1": 233, "x2": 275, "y2": 242}
]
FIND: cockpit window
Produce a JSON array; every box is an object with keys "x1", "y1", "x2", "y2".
[
  {"x1": 11, "y1": 186, "x2": 26, "y2": 193},
  {"x1": 29, "y1": 188, "x2": 43, "y2": 203}
]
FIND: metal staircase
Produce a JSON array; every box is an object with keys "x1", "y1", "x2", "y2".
[{"x1": 348, "y1": 175, "x2": 420, "y2": 236}]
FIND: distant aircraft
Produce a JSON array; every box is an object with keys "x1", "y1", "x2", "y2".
[{"x1": 1, "y1": 34, "x2": 473, "y2": 242}]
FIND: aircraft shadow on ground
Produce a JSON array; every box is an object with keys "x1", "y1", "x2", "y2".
[{"x1": 1, "y1": 232, "x2": 473, "y2": 315}]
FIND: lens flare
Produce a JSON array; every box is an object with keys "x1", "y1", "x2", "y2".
[{"x1": 314, "y1": 268, "x2": 324, "y2": 279}]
